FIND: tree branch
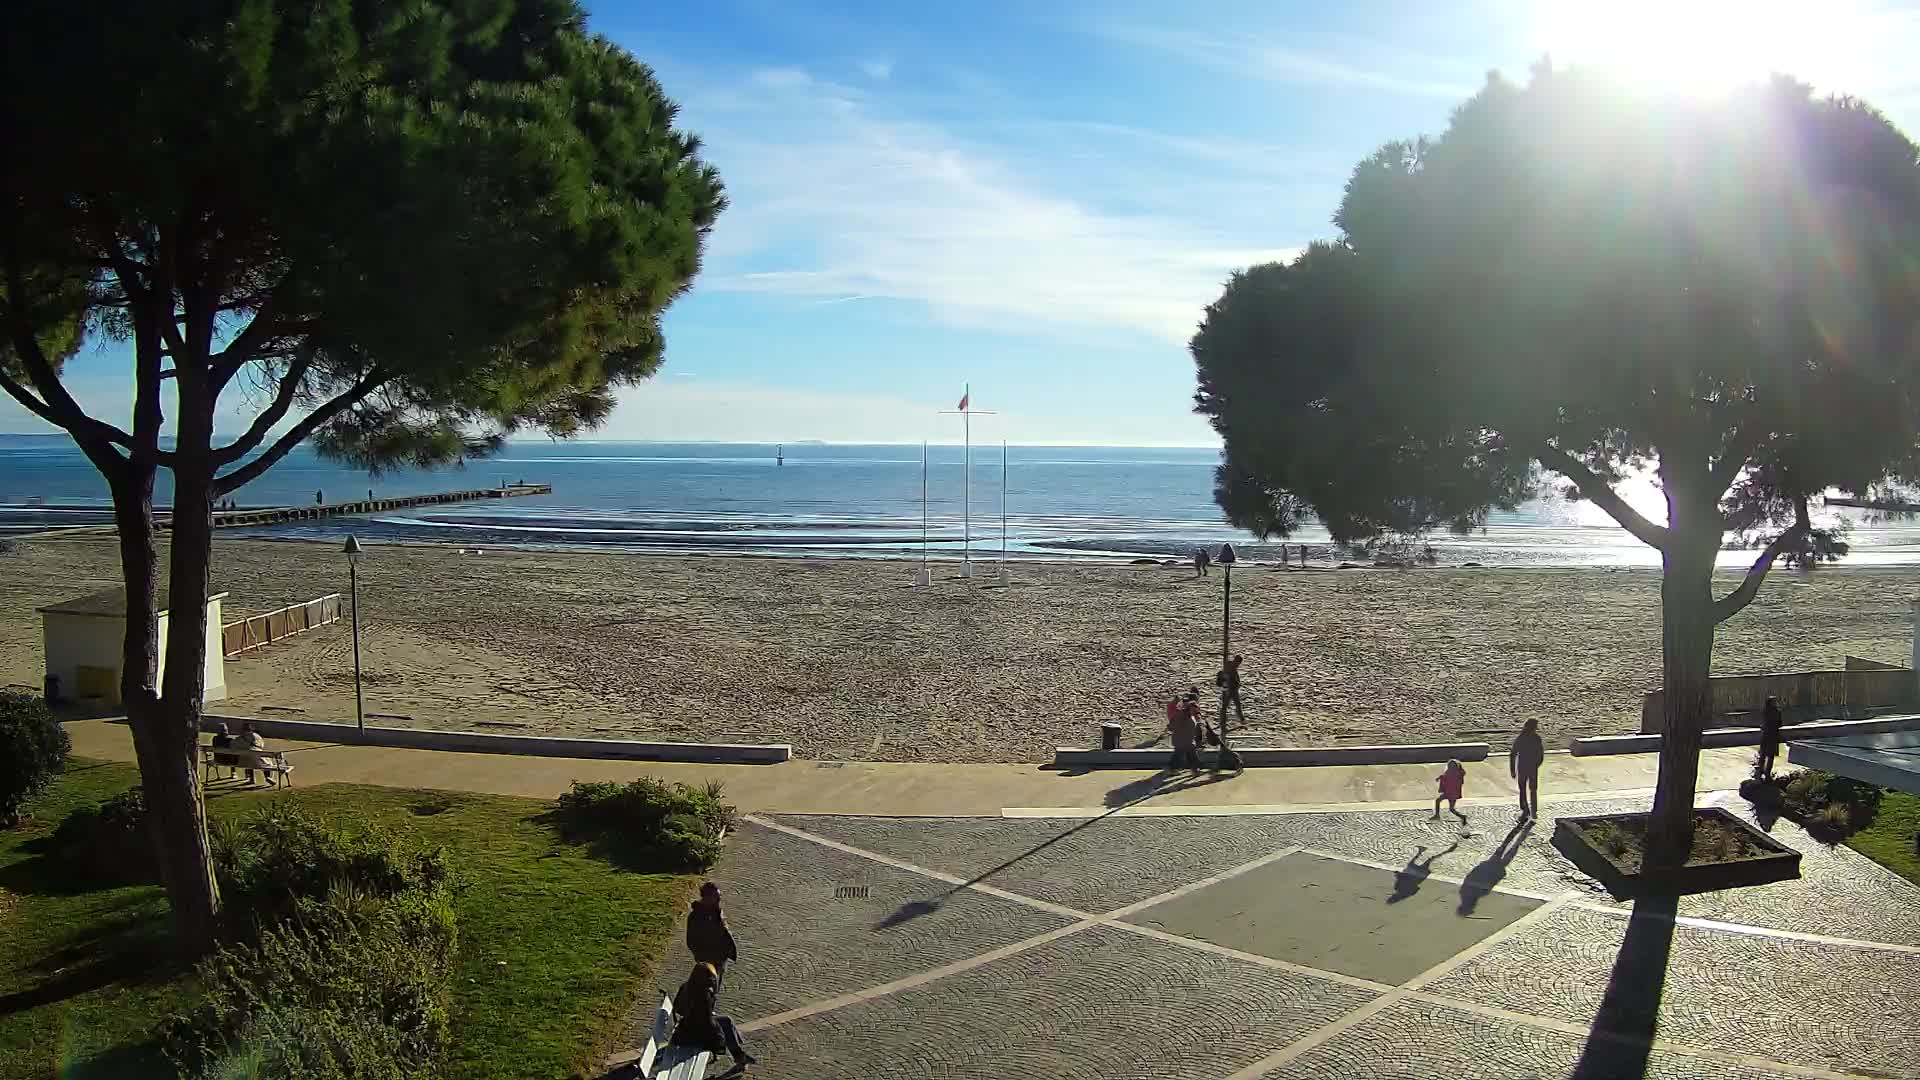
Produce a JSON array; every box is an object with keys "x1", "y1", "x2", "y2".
[
  {"x1": 1536, "y1": 441, "x2": 1670, "y2": 551},
  {"x1": 1713, "y1": 498, "x2": 1811, "y2": 624},
  {"x1": 210, "y1": 351, "x2": 314, "y2": 466},
  {"x1": 0, "y1": 264, "x2": 140, "y2": 456},
  {"x1": 1708, "y1": 424, "x2": 1758, "y2": 496},
  {"x1": 212, "y1": 369, "x2": 390, "y2": 496}
]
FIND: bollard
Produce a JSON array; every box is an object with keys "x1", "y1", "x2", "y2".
[{"x1": 1100, "y1": 722, "x2": 1122, "y2": 751}]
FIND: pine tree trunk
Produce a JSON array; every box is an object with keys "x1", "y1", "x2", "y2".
[
  {"x1": 111, "y1": 462, "x2": 220, "y2": 950},
  {"x1": 1645, "y1": 527, "x2": 1718, "y2": 869}
]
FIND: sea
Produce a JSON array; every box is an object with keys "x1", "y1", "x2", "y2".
[{"x1": 5, "y1": 434, "x2": 1920, "y2": 568}]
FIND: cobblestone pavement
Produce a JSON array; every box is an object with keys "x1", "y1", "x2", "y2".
[{"x1": 622, "y1": 792, "x2": 1920, "y2": 1080}]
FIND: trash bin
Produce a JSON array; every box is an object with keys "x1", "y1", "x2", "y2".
[{"x1": 1100, "y1": 722, "x2": 1122, "y2": 751}]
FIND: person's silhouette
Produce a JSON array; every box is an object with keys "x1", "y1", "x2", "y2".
[
  {"x1": 1389, "y1": 841, "x2": 1458, "y2": 904},
  {"x1": 1511, "y1": 719, "x2": 1545, "y2": 819}
]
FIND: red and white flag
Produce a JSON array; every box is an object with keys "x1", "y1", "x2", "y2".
[{"x1": 957, "y1": 389, "x2": 969, "y2": 411}]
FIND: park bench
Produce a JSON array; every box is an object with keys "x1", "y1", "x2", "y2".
[
  {"x1": 632, "y1": 995, "x2": 712, "y2": 1079},
  {"x1": 200, "y1": 745, "x2": 294, "y2": 787}
]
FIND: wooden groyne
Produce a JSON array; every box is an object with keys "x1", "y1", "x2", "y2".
[{"x1": 197, "y1": 483, "x2": 551, "y2": 530}]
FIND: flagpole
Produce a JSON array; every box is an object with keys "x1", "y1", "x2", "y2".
[
  {"x1": 998, "y1": 439, "x2": 1010, "y2": 587},
  {"x1": 920, "y1": 441, "x2": 929, "y2": 576},
  {"x1": 963, "y1": 383, "x2": 971, "y2": 580}
]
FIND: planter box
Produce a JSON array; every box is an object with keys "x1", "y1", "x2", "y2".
[{"x1": 1552, "y1": 807, "x2": 1801, "y2": 899}]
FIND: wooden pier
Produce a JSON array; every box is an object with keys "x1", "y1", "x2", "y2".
[{"x1": 193, "y1": 483, "x2": 551, "y2": 530}]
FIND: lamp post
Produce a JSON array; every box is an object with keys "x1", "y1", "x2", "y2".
[
  {"x1": 1216, "y1": 542, "x2": 1242, "y2": 769},
  {"x1": 344, "y1": 535, "x2": 365, "y2": 736}
]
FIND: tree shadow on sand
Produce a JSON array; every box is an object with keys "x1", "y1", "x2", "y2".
[
  {"x1": 876, "y1": 768, "x2": 1235, "y2": 929},
  {"x1": 1571, "y1": 894, "x2": 1679, "y2": 1080}
]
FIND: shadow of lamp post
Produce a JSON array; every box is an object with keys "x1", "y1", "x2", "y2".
[{"x1": 344, "y1": 534, "x2": 365, "y2": 736}]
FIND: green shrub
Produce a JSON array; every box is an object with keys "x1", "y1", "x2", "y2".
[
  {"x1": 214, "y1": 808, "x2": 453, "y2": 937},
  {"x1": 167, "y1": 811, "x2": 459, "y2": 1079},
  {"x1": 554, "y1": 777, "x2": 734, "y2": 871},
  {"x1": 49, "y1": 787, "x2": 158, "y2": 885},
  {"x1": 166, "y1": 887, "x2": 457, "y2": 1079},
  {"x1": 0, "y1": 690, "x2": 69, "y2": 826},
  {"x1": 1776, "y1": 769, "x2": 1885, "y2": 838}
]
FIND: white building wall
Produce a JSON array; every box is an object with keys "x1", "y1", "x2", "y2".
[{"x1": 40, "y1": 599, "x2": 227, "y2": 705}]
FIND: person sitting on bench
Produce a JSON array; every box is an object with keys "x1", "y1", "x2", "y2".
[
  {"x1": 209, "y1": 722, "x2": 239, "y2": 778},
  {"x1": 236, "y1": 721, "x2": 274, "y2": 787},
  {"x1": 671, "y1": 962, "x2": 756, "y2": 1070}
]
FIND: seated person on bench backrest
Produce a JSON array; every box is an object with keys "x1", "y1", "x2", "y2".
[
  {"x1": 236, "y1": 721, "x2": 275, "y2": 787},
  {"x1": 670, "y1": 962, "x2": 756, "y2": 1069}
]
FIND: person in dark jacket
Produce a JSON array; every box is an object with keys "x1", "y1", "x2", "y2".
[
  {"x1": 686, "y1": 881, "x2": 738, "y2": 983},
  {"x1": 1757, "y1": 696, "x2": 1785, "y2": 780},
  {"x1": 671, "y1": 962, "x2": 754, "y2": 1068},
  {"x1": 1511, "y1": 718, "x2": 1546, "y2": 819}
]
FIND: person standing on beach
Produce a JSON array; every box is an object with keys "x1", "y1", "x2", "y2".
[
  {"x1": 1194, "y1": 546, "x2": 1211, "y2": 577},
  {"x1": 686, "y1": 881, "x2": 738, "y2": 984},
  {"x1": 1433, "y1": 758, "x2": 1468, "y2": 823},
  {"x1": 1757, "y1": 695, "x2": 1785, "y2": 780},
  {"x1": 1216, "y1": 654, "x2": 1245, "y2": 727},
  {"x1": 1511, "y1": 719, "x2": 1545, "y2": 819}
]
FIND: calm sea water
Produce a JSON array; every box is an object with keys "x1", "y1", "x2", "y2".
[{"x1": 5, "y1": 435, "x2": 1919, "y2": 567}]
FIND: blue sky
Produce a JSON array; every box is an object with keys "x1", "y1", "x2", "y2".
[{"x1": 11, "y1": 0, "x2": 1920, "y2": 445}]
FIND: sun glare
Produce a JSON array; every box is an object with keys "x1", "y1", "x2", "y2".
[{"x1": 1530, "y1": 0, "x2": 1856, "y2": 96}]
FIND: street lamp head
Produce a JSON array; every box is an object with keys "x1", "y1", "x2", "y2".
[
  {"x1": 343, "y1": 535, "x2": 362, "y2": 558},
  {"x1": 1218, "y1": 542, "x2": 1237, "y2": 565}
]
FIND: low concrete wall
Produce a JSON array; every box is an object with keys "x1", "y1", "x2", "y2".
[
  {"x1": 1573, "y1": 713, "x2": 1920, "y2": 757},
  {"x1": 1054, "y1": 742, "x2": 1490, "y2": 770},
  {"x1": 201, "y1": 715, "x2": 790, "y2": 765},
  {"x1": 1639, "y1": 668, "x2": 1917, "y2": 733}
]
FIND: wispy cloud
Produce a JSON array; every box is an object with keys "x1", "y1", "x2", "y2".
[
  {"x1": 858, "y1": 58, "x2": 893, "y2": 81},
  {"x1": 694, "y1": 70, "x2": 1302, "y2": 344},
  {"x1": 1086, "y1": 24, "x2": 1478, "y2": 100}
]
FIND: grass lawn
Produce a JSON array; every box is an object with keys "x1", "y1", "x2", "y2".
[
  {"x1": 0, "y1": 760, "x2": 691, "y2": 1080},
  {"x1": 1847, "y1": 789, "x2": 1920, "y2": 886}
]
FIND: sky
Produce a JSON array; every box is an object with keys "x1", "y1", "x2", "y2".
[{"x1": 12, "y1": 0, "x2": 1920, "y2": 446}]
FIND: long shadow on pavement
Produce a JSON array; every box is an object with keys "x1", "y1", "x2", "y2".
[
  {"x1": 876, "y1": 768, "x2": 1235, "y2": 929},
  {"x1": 1571, "y1": 893, "x2": 1679, "y2": 1079},
  {"x1": 1457, "y1": 818, "x2": 1533, "y2": 916}
]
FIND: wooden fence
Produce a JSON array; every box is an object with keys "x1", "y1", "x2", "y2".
[
  {"x1": 222, "y1": 594, "x2": 343, "y2": 657},
  {"x1": 1639, "y1": 666, "x2": 1918, "y2": 733}
]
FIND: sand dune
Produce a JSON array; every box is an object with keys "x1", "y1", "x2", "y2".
[{"x1": 3, "y1": 535, "x2": 1914, "y2": 762}]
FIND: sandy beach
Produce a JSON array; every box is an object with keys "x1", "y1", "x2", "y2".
[{"x1": 3, "y1": 534, "x2": 1915, "y2": 763}]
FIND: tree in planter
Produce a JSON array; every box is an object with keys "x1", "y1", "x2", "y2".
[
  {"x1": 1193, "y1": 66, "x2": 1920, "y2": 867},
  {"x1": 0, "y1": 0, "x2": 722, "y2": 946}
]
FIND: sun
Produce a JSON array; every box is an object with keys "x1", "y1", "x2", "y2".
[{"x1": 1528, "y1": 0, "x2": 1856, "y2": 96}]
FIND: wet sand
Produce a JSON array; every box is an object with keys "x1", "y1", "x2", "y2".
[{"x1": 2, "y1": 535, "x2": 1914, "y2": 762}]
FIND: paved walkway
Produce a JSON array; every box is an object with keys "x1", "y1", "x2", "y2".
[
  {"x1": 630, "y1": 793, "x2": 1920, "y2": 1080},
  {"x1": 62, "y1": 718, "x2": 1755, "y2": 816},
  {"x1": 63, "y1": 718, "x2": 1919, "y2": 1077}
]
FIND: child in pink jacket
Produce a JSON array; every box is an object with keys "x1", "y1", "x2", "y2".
[{"x1": 1433, "y1": 758, "x2": 1468, "y2": 822}]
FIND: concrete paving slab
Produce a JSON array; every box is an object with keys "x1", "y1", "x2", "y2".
[
  {"x1": 1123, "y1": 852, "x2": 1543, "y2": 985},
  {"x1": 1261, "y1": 997, "x2": 1806, "y2": 1080},
  {"x1": 656, "y1": 821, "x2": 1076, "y2": 1025},
  {"x1": 735, "y1": 923, "x2": 1378, "y2": 1080},
  {"x1": 1426, "y1": 904, "x2": 1920, "y2": 1078}
]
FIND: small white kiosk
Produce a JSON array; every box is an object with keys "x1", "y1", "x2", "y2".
[{"x1": 38, "y1": 586, "x2": 228, "y2": 706}]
